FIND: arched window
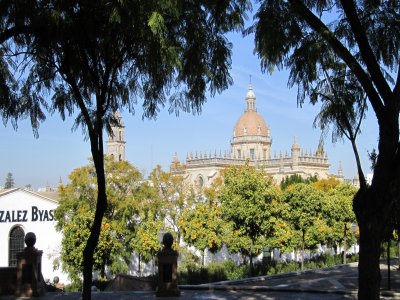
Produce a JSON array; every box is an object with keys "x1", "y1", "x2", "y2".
[{"x1": 9, "y1": 226, "x2": 25, "y2": 266}]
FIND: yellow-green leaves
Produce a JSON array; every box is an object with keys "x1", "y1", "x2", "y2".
[{"x1": 148, "y1": 11, "x2": 165, "y2": 37}]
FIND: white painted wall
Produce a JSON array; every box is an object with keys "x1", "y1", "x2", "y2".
[{"x1": 0, "y1": 189, "x2": 68, "y2": 284}]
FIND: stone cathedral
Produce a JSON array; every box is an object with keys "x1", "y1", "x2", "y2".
[{"x1": 170, "y1": 84, "x2": 343, "y2": 188}]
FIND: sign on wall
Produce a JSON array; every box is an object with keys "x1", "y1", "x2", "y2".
[{"x1": 0, "y1": 206, "x2": 55, "y2": 223}]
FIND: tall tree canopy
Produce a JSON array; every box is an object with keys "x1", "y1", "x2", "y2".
[
  {"x1": 1, "y1": 1, "x2": 250, "y2": 298},
  {"x1": 55, "y1": 157, "x2": 142, "y2": 284},
  {"x1": 318, "y1": 180, "x2": 357, "y2": 264},
  {"x1": 250, "y1": 1, "x2": 399, "y2": 299},
  {"x1": 282, "y1": 183, "x2": 326, "y2": 271},
  {"x1": 180, "y1": 201, "x2": 226, "y2": 266},
  {"x1": 218, "y1": 163, "x2": 278, "y2": 275}
]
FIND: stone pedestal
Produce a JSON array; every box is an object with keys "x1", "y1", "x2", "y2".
[
  {"x1": 15, "y1": 232, "x2": 46, "y2": 297},
  {"x1": 156, "y1": 233, "x2": 180, "y2": 297}
]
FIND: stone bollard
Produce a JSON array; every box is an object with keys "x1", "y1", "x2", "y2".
[
  {"x1": 15, "y1": 232, "x2": 46, "y2": 297},
  {"x1": 156, "y1": 233, "x2": 180, "y2": 297}
]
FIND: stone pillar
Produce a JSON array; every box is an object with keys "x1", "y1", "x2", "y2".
[
  {"x1": 156, "y1": 233, "x2": 180, "y2": 297},
  {"x1": 15, "y1": 232, "x2": 46, "y2": 297}
]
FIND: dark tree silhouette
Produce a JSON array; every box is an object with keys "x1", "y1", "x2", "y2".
[{"x1": 250, "y1": 1, "x2": 399, "y2": 299}]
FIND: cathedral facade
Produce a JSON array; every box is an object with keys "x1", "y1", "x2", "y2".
[{"x1": 170, "y1": 84, "x2": 343, "y2": 188}]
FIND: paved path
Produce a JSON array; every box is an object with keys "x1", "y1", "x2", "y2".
[{"x1": 1, "y1": 262, "x2": 399, "y2": 299}]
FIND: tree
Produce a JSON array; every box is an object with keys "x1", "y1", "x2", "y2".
[
  {"x1": 57, "y1": 210, "x2": 125, "y2": 286},
  {"x1": 267, "y1": 196, "x2": 299, "y2": 257},
  {"x1": 218, "y1": 162, "x2": 278, "y2": 275},
  {"x1": 180, "y1": 202, "x2": 226, "y2": 266},
  {"x1": 149, "y1": 165, "x2": 196, "y2": 243},
  {"x1": 2, "y1": 1, "x2": 250, "y2": 298},
  {"x1": 251, "y1": 1, "x2": 399, "y2": 298},
  {"x1": 319, "y1": 182, "x2": 357, "y2": 264},
  {"x1": 282, "y1": 183, "x2": 326, "y2": 271},
  {"x1": 280, "y1": 174, "x2": 317, "y2": 190},
  {"x1": 130, "y1": 182, "x2": 164, "y2": 273},
  {"x1": 4, "y1": 172, "x2": 14, "y2": 189},
  {"x1": 55, "y1": 157, "x2": 142, "y2": 284}
]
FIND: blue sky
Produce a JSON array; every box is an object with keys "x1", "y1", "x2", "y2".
[{"x1": 1, "y1": 30, "x2": 378, "y2": 189}]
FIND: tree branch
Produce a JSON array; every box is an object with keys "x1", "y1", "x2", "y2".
[
  {"x1": 289, "y1": 0, "x2": 385, "y2": 120},
  {"x1": 0, "y1": 25, "x2": 31, "y2": 44},
  {"x1": 340, "y1": 0, "x2": 393, "y2": 107},
  {"x1": 393, "y1": 64, "x2": 400, "y2": 109}
]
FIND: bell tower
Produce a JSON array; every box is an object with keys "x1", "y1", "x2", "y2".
[{"x1": 106, "y1": 110, "x2": 126, "y2": 161}]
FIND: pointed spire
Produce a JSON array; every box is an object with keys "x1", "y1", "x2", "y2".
[
  {"x1": 292, "y1": 136, "x2": 300, "y2": 149},
  {"x1": 338, "y1": 161, "x2": 343, "y2": 176}
]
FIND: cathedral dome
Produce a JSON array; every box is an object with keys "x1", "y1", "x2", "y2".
[
  {"x1": 233, "y1": 83, "x2": 269, "y2": 137},
  {"x1": 234, "y1": 111, "x2": 269, "y2": 137}
]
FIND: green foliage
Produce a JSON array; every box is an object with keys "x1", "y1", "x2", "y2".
[
  {"x1": 322, "y1": 183, "x2": 357, "y2": 250},
  {"x1": 59, "y1": 211, "x2": 125, "y2": 285},
  {"x1": 179, "y1": 254, "x2": 359, "y2": 284},
  {"x1": 55, "y1": 157, "x2": 145, "y2": 282},
  {"x1": 149, "y1": 165, "x2": 196, "y2": 242},
  {"x1": 281, "y1": 183, "x2": 326, "y2": 270},
  {"x1": 218, "y1": 162, "x2": 279, "y2": 272},
  {"x1": 280, "y1": 174, "x2": 317, "y2": 190},
  {"x1": 180, "y1": 202, "x2": 226, "y2": 262},
  {"x1": 179, "y1": 259, "x2": 249, "y2": 284},
  {"x1": 130, "y1": 218, "x2": 163, "y2": 264},
  {"x1": 2, "y1": 0, "x2": 251, "y2": 131}
]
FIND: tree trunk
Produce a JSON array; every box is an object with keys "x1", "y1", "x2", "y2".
[
  {"x1": 82, "y1": 132, "x2": 107, "y2": 300},
  {"x1": 387, "y1": 239, "x2": 391, "y2": 290},
  {"x1": 249, "y1": 240, "x2": 254, "y2": 276},
  {"x1": 249, "y1": 255, "x2": 254, "y2": 277},
  {"x1": 138, "y1": 253, "x2": 141, "y2": 275},
  {"x1": 100, "y1": 265, "x2": 105, "y2": 279},
  {"x1": 343, "y1": 225, "x2": 347, "y2": 265},
  {"x1": 301, "y1": 230, "x2": 305, "y2": 271},
  {"x1": 352, "y1": 100, "x2": 400, "y2": 300},
  {"x1": 357, "y1": 215, "x2": 383, "y2": 300}
]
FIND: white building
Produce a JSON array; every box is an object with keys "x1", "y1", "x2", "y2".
[{"x1": 0, "y1": 188, "x2": 68, "y2": 284}]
